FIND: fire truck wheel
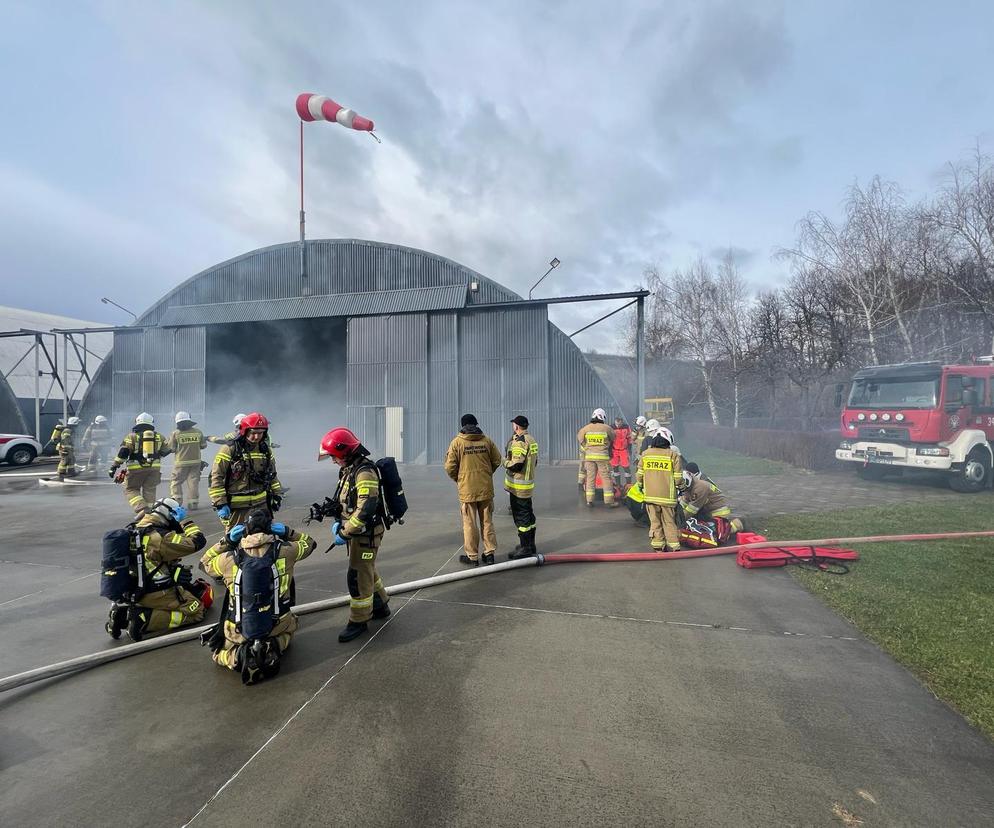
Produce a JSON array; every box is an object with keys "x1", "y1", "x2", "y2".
[{"x1": 949, "y1": 449, "x2": 990, "y2": 493}]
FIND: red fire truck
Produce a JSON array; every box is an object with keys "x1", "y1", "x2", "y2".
[{"x1": 836, "y1": 360, "x2": 994, "y2": 492}]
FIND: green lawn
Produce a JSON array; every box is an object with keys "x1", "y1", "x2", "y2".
[
  {"x1": 762, "y1": 503, "x2": 994, "y2": 740},
  {"x1": 679, "y1": 436, "x2": 787, "y2": 477}
]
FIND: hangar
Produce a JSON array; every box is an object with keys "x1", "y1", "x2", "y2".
[{"x1": 79, "y1": 239, "x2": 641, "y2": 463}]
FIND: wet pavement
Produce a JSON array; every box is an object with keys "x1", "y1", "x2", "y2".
[{"x1": 1, "y1": 461, "x2": 992, "y2": 826}]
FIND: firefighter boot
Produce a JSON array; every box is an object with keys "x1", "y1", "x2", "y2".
[
  {"x1": 458, "y1": 554, "x2": 478, "y2": 566},
  {"x1": 242, "y1": 640, "x2": 273, "y2": 686},
  {"x1": 127, "y1": 607, "x2": 150, "y2": 642},
  {"x1": 481, "y1": 552, "x2": 495, "y2": 565},
  {"x1": 338, "y1": 621, "x2": 368, "y2": 643},
  {"x1": 372, "y1": 595, "x2": 391, "y2": 620},
  {"x1": 105, "y1": 604, "x2": 128, "y2": 639}
]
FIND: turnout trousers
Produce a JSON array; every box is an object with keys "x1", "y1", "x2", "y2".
[
  {"x1": 347, "y1": 525, "x2": 389, "y2": 623},
  {"x1": 509, "y1": 493, "x2": 536, "y2": 552},
  {"x1": 215, "y1": 613, "x2": 298, "y2": 669},
  {"x1": 583, "y1": 459, "x2": 615, "y2": 504},
  {"x1": 170, "y1": 464, "x2": 202, "y2": 507},
  {"x1": 646, "y1": 504, "x2": 681, "y2": 552},
  {"x1": 460, "y1": 499, "x2": 496, "y2": 560},
  {"x1": 135, "y1": 587, "x2": 206, "y2": 633},
  {"x1": 124, "y1": 468, "x2": 161, "y2": 514}
]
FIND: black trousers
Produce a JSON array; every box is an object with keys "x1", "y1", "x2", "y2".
[{"x1": 509, "y1": 494, "x2": 536, "y2": 549}]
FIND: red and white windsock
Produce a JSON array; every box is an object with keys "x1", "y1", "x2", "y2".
[{"x1": 296, "y1": 92, "x2": 374, "y2": 132}]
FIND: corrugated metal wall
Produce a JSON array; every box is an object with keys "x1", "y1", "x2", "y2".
[
  {"x1": 0, "y1": 372, "x2": 29, "y2": 434},
  {"x1": 80, "y1": 239, "x2": 623, "y2": 463}
]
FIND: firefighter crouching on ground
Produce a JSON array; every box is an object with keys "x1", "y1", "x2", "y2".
[
  {"x1": 109, "y1": 413, "x2": 172, "y2": 513},
  {"x1": 446, "y1": 414, "x2": 502, "y2": 566},
  {"x1": 577, "y1": 408, "x2": 616, "y2": 507},
  {"x1": 200, "y1": 509, "x2": 315, "y2": 684},
  {"x1": 81, "y1": 414, "x2": 111, "y2": 475},
  {"x1": 108, "y1": 497, "x2": 210, "y2": 642},
  {"x1": 319, "y1": 427, "x2": 393, "y2": 643},
  {"x1": 637, "y1": 431, "x2": 684, "y2": 552},
  {"x1": 679, "y1": 462, "x2": 744, "y2": 533},
  {"x1": 56, "y1": 416, "x2": 80, "y2": 481},
  {"x1": 208, "y1": 412, "x2": 283, "y2": 530},
  {"x1": 168, "y1": 411, "x2": 207, "y2": 509},
  {"x1": 611, "y1": 416, "x2": 632, "y2": 487},
  {"x1": 505, "y1": 414, "x2": 539, "y2": 559}
]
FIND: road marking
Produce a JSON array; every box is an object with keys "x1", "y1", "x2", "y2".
[
  {"x1": 0, "y1": 471, "x2": 52, "y2": 478},
  {"x1": 182, "y1": 544, "x2": 463, "y2": 827}
]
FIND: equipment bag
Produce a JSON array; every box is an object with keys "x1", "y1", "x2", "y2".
[
  {"x1": 680, "y1": 516, "x2": 731, "y2": 549},
  {"x1": 375, "y1": 456, "x2": 408, "y2": 526},
  {"x1": 100, "y1": 528, "x2": 141, "y2": 601},
  {"x1": 735, "y1": 532, "x2": 860, "y2": 573},
  {"x1": 233, "y1": 546, "x2": 281, "y2": 641}
]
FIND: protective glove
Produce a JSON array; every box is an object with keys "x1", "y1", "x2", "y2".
[
  {"x1": 270, "y1": 495, "x2": 283, "y2": 512},
  {"x1": 216, "y1": 504, "x2": 232, "y2": 520},
  {"x1": 171, "y1": 504, "x2": 188, "y2": 523},
  {"x1": 329, "y1": 521, "x2": 348, "y2": 546},
  {"x1": 270, "y1": 522, "x2": 288, "y2": 538},
  {"x1": 108, "y1": 467, "x2": 117, "y2": 479},
  {"x1": 227, "y1": 523, "x2": 246, "y2": 544},
  {"x1": 174, "y1": 566, "x2": 194, "y2": 587}
]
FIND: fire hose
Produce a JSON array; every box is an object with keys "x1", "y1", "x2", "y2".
[{"x1": 2, "y1": 530, "x2": 993, "y2": 694}]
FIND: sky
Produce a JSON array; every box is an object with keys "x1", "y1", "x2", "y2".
[{"x1": 1, "y1": 0, "x2": 992, "y2": 351}]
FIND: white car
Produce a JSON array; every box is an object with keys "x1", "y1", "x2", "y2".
[{"x1": 0, "y1": 433, "x2": 43, "y2": 466}]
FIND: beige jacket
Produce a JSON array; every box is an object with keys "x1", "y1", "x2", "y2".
[{"x1": 445, "y1": 428, "x2": 502, "y2": 502}]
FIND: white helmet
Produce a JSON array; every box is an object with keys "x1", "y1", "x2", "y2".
[
  {"x1": 592, "y1": 408, "x2": 607, "y2": 422},
  {"x1": 94, "y1": 415, "x2": 108, "y2": 424},
  {"x1": 149, "y1": 497, "x2": 185, "y2": 523},
  {"x1": 233, "y1": 413, "x2": 247, "y2": 427},
  {"x1": 135, "y1": 412, "x2": 154, "y2": 426},
  {"x1": 659, "y1": 426, "x2": 674, "y2": 444},
  {"x1": 645, "y1": 418, "x2": 661, "y2": 436},
  {"x1": 635, "y1": 416, "x2": 647, "y2": 427},
  {"x1": 67, "y1": 416, "x2": 81, "y2": 426},
  {"x1": 175, "y1": 411, "x2": 192, "y2": 424}
]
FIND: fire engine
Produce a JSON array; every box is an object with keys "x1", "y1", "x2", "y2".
[{"x1": 836, "y1": 359, "x2": 994, "y2": 492}]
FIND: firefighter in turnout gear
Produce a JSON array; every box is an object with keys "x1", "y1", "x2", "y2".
[
  {"x1": 611, "y1": 416, "x2": 632, "y2": 487},
  {"x1": 45, "y1": 420, "x2": 64, "y2": 455},
  {"x1": 207, "y1": 413, "x2": 246, "y2": 445},
  {"x1": 577, "y1": 408, "x2": 616, "y2": 507},
  {"x1": 200, "y1": 509, "x2": 316, "y2": 684},
  {"x1": 631, "y1": 416, "x2": 647, "y2": 467},
  {"x1": 109, "y1": 413, "x2": 172, "y2": 514},
  {"x1": 168, "y1": 411, "x2": 208, "y2": 509},
  {"x1": 56, "y1": 416, "x2": 80, "y2": 480},
  {"x1": 445, "y1": 414, "x2": 502, "y2": 566},
  {"x1": 112, "y1": 498, "x2": 211, "y2": 642},
  {"x1": 208, "y1": 412, "x2": 283, "y2": 530},
  {"x1": 679, "y1": 462, "x2": 744, "y2": 533},
  {"x1": 81, "y1": 415, "x2": 112, "y2": 475},
  {"x1": 637, "y1": 433, "x2": 684, "y2": 552},
  {"x1": 504, "y1": 415, "x2": 539, "y2": 559},
  {"x1": 319, "y1": 427, "x2": 392, "y2": 643}
]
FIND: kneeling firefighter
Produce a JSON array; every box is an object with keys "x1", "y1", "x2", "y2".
[
  {"x1": 199, "y1": 509, "x2": 316, "y2": 685},
  {"x1": 100, "y1": 497, "x2": 212, "y2": 642},
  {"x1": 208, "y1": 412, "x2": 283, "y2": 530},
  {"x1": 318, "y1": 427, "x2": 404, "y2": 643}
]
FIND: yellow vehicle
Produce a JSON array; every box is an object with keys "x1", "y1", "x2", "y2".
[{"x1": 643, "y1": 397, "x2": 675, "y2": 425}]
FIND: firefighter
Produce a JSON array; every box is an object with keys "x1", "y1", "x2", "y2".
[
  {"x1": 445, "y1": 414, "x2": 502, "y2": 566},
  {"x1": 631, "y1": 415, "x2": 647, "y2": 465},
  {"x1": 109, "y1": 413, "x2": 172, "y2": 514},
  {"x1": 208, "y1": 412, "x2": 282, "y2": 530},
  {"x1": 679, "y1": 462, "x2": 744, "y2": 533},
  {"x1": 504, "y1": 415, "x2": 539, "y2": 559},
  {"x1": 81, "y1": 415, "x2": 112, "y2": 475},
  {"x1": 56, "y1": 416, "x2": 80, "y2": 481},
  {"x1": 110, "y1": 497, "x2": 211, "y2": 642},
  {"x1": 318, "y1": 427, "x2": 393, "y2": 642},
  {"x1": 207, "y1": 413, "x2": 246, "y2": 445},
  {"x1": 168, "y1": 411, "x2": 208, "y2": 509},
  {"x1": 577, "y1": 408, "x2": 616, "y2": 507},
  {"x1": 200, "y1": 509, "x2": 315, "y2": 683},
  {"x1": 44, "y1": 419, "x2": 64, "y2": 456},
  {"x1": 637, "y1": 432, "x2": 684, "y2": 552},
  {"x1": 611, "y1": 416, "x2": 633, "y2": 487}
]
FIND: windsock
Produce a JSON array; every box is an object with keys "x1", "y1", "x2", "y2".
[{"x1": 295, "y1": 93, "x2": 374, "y2": 131}]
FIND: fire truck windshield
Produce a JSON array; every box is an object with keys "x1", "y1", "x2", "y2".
[{"x1": 848, "y1": 377, "x2": 939, "y2": 409}]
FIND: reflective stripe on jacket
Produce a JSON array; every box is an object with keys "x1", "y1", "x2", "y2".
[
  {"x1": 637, "y1": 447, "x2": 683, "y2": 506},
  {"x1": 681, "y1": 477, "x2": 731, "y2": 517},
  {"x1": 576, "y1": 422, "x2": 615, "y2": 461},
  {"x1": 504, "y1": 432, "x2": 539, "y2": 497},
  {"x1": 169, "y1": 428, "x2": 207, "y2": 467},
  {"x1": 115, "y1": 429, "x2": 170, "y2": 471}
]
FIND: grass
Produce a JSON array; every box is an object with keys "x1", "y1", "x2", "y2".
[
  {"x1": 679, "y1": 435, "x2": 788, "y2": 477},
  {"x1": 761, "y1": 502, "x2": 994, "y2": 740}
]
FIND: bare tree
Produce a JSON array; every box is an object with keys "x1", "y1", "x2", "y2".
[{"x1": 712, "y1": 251, "x2": 752, "y2": 427}]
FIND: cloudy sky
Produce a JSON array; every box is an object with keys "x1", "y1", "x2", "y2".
[{"x1": 2, "y1": 0, "x2": 992, "y2": 350}]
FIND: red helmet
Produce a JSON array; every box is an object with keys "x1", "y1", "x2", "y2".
[
  {"x1": 239, "y1": 412, "x2": 269, "y2": 436},
  {"x1": 318, "y1": 427, "x2": 361, "y2": 461}
]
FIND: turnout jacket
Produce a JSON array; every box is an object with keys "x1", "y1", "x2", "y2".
[
  {"x1": 445, "y1": 427, "x2": 502, "y2": 502},
  {"x1": 82, "y1": 422, "x2": 112, "y2": 449},
  {"x1": 169, "y1": 427, "x2": 208, "y2": 467},
  {"x1": 208, "y1": 438, "x2": 283, "y2": 510},
  {"x1": 680, "y1": 477, "x2": 731, "y2": 518},
  {"x1": 57, "y1": 425, "x2": 76, "y2": 455},
  {"x1": 134, "y1": 512, "x2": 207, "y2": 588},
  {"x1": 504, "y1": 431, "x2": 539, "y2": 498},
  {"x1": 112, "y1": 426, "x2": 172, "y2": 471},
  {"x1": 637, "y1": 446, "x2": 683, "y2": 506},
  {"x1": 337, "y1": 458, "x2": 382, "y2": 538},
  {"x1": 576, "y1": 421, "x2": 615, "y2": 461}
]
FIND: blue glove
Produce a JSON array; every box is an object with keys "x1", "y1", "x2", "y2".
[
  {"x1": 271, "y1": 521, "x2": 288, "y2": 538},
  {"x1": 171, "y1": 505, "x2": 188, "y2": 523},
  {"x1": 330, "y1": 521, "x2": 348, "y2": 546},
  {"x1": 227, "y1": 523, "x2": 246, "y2": 544},
  {"x1": 216, "y1": 505, "x2": 232, "y2": 520}
]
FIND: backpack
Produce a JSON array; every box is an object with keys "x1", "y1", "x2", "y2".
[
  {"x1": 100, "y1": 527, "x2": 144, "y2": 601},
  {"x1": 233, "y1": 544, "x2": 283, "y2": 641},
  {"x1": 679, "y1": 516, "x2": 732, "y2": 549},
  {"x1": 375, "y1": 457, "x2": 408, "y2": 528}
]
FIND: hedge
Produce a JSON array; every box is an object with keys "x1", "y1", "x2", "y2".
[{"x1": 683, "y1": 423, "x2": 842, "y2": 471}]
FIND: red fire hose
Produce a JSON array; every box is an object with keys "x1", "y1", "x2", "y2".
[{"x1": 538, "y1": 530, "x2": 994, "y2": 564}]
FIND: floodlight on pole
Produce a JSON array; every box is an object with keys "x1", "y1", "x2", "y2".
[
  {"x1": 100, "y1": 297, "x2": 137, "y2": 321},
  {"x1": 528, "y1": 257, "x2": 561, "y2": 299}
]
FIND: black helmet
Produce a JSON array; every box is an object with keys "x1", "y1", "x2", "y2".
[{"x1": 244, "y1": 508, "x2": 272, "y2": 535}]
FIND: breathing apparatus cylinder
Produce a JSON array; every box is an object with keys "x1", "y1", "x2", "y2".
[{"x1": 141, "y1": 431, "x2": 157, "y2": 462}]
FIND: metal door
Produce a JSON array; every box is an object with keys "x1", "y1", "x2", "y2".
[{"x1": 385, "y1": 406, "x2": 404, "y2": 459}]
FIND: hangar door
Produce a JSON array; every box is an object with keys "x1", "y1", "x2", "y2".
[{"x1": 111, "y1": 327, "x2": 206, "y2": 434}]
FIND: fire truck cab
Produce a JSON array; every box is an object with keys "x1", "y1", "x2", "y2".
[{"x1": 836, "y1": 360, "x2": 994, "y2": 492}]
